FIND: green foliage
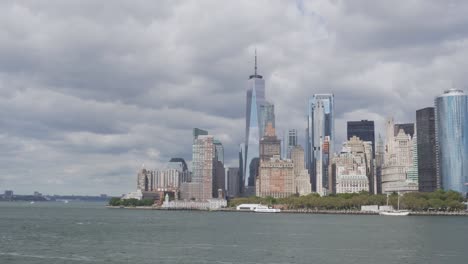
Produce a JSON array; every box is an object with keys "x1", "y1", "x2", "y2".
[
  {"x1": 228, "y1": 190, "x2": 465, "y2": 211},
  {"x1": 108, "y1": 198, "x2": 154, "y2": 207}
]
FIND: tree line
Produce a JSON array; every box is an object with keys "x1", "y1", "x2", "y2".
[
  {"x1": 108, "y1": 197, "x2": 154, "y2": 207},
  {"x1": 228, "y1": 190, "x2": 466, "y2": 211}
]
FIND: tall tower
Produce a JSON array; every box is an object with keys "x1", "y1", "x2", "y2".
[
  {"x1": 435, "y1": 88, "x2": 468, "y2": 196},
  {"x1": 416, "y1": 107, "x2": 437, "y2": 192},
  {"x1": 244, "y1": 52, "x2": 269, "y2": 187},
  {"x1": 306, "y1": 94, "x2": 334, "y2": 195}
]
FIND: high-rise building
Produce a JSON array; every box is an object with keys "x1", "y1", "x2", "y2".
[
  {"x1": 256, "y1": 155, "x2": 295, "y2": 198},
  {"x1": 382, "y1": 118, "x2": 418, "y2": 194},
  {"x1": 347, "y1": 120, "x2": 375, "y2": 158},
  {"x1": 333, "y1": 136, "x2": 372, "y2": 194},
  {"x1": 227, "y1": 167, "x2": 240, "y2": 198},
  {"x1": 306, "y1": 94, "x2": 335, "y2": 195},
  {"x1": 435, "y1": 88, "x2": 468, "y2": 196},
  {"x1": 244, "y1": 52, "x2": 267, "y2": 187},
  {"x1": 213, "y1": 160, "x2": 225, "y2": 198},
  {"x1": 394, "y1": 123, "x2": 415, "y2": 138},
  {"x1": 259, "y1": 102, "x2": 275, "y2": 139},
  {"x1": 290, "y1": 145, "x2": 312, "y2": 195},
  {"x1": 189, "y1": 135, "x2": 215, "y2": 200},
  {"x1": 416, "y1": 107, "x2": 437, "y2": 192},
  {"x1": 259, "y1": 122, "x2": 281, "y2": 162},
  {"x1": 213, "y1": 140, "x2": 224, "y2": 165},
  {"x1": 375, "y1": 135, "x2": 384, "y2": 194},
  {"x1": 286, "y1": 129, "x2": 298, "y2": 158}
]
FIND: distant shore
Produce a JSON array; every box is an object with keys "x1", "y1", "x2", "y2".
[{"x1": 106, "y1": 206, "x2": 468, "y2": 216}]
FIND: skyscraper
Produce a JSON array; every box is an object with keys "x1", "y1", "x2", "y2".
[
  {"x1": 416, "y1": 107, "x2": 437, "y2": 192},
  {"x1": 259, "y1": 122, "x2": 281, "y2": 162},
  {"x1": 213, "y1": 140, "x2": 224, "y2": 165},
  {"x1": 259, "y1": 102, "x2": 275, "y2": 139},
  {"x1": 306, "y1": 94, "x2": 334, "y2": 195},
  {"x1": 191, "y1": 135, "x2": 215, "y2": 200},
  {"x1": 347, "y1": 120, "x2": 375, "y2": 158},
  {"x1": 244, "y1": 52, "x2": 271, "y2": 187},
  {"x1": 382, "y1": 118, "x2": 418, "y2": 194},
  {"x1": 435, "y1": 89, "x2": 468, "y2": 196},
  {"x1": 226, "y1": 167, "x2": 240, "y2": 198},
  {"x1": 290, "y1": 145, "x2": 312, "y2": 195},
  {"x1": 286, "y1": 129, "x2": 298, "y2": 158}
]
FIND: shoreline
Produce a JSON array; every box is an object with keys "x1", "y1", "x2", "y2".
[{"x1": 105, "y1": 206, "x2": 468, "y2": 216}]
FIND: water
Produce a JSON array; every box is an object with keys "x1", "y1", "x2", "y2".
[{"x1": 0, "y1": 202, "x2": 467, "y2": 264}]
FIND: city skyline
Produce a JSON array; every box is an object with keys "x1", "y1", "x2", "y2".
[{"x1": 2, "y1": 1, "x2": 468, "y2": 195}]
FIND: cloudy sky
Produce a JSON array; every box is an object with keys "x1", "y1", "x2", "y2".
[{"x1": 1, "y1": 0, "x2": 468, "y2": 195}]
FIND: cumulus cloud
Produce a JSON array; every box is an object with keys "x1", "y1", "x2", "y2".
[{"x1": 1, "y1": 0, "x2": 467, "y2": 195}]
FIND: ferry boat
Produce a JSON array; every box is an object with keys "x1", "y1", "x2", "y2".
[
  {"x1": 254, "y1": 205, "x2": 281, "y2": 213},
  {"x1": 236, "y1": 204, "x2": 280, "y2": 213}
]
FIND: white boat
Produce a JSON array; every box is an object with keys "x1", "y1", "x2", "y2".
[
  {"x1": 236, "y1": 204, "x2": 280, "y2": 213},
  {"x1": 253, "y1": 205, "x2": 280, "y2": 213},
  {"x1": 63, "y1": 200, "x2": 69, "y2": 204},
  {"x1": 379, "y1": 211, "x2": 409, "y2": 216},
  {"x1": 380, "y1": 192, "x2": 409, "y2": 216},
  {"x1": 30, "y1": 201, "x2": 35, "y2": 204}
]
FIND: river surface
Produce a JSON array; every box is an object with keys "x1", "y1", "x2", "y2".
[{"x1": 0, "y1": 202, "x2": 467, "y2": 264}]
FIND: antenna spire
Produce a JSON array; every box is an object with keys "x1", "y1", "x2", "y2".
[{"x1": 254, "y1": 49, "x2": 257, "y2": 75}]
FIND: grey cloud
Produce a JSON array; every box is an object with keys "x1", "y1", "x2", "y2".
[{"x1": 1, "y1": 0, "x2": 467, "y2": 195}]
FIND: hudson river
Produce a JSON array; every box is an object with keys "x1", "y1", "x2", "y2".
[{"x1": 1, "y1": 202, "x2": 467, "y2": 264}]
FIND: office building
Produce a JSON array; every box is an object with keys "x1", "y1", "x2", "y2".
[
  {"x1": 435, "y1": 89, "x2": 468, "y2": 196},
  {"x1": 259, "y1": 102, "x2": 275, "y2": 140},
  {"x1": 306, "y1": 94, "x2": 335, "y2": 195},
  {"x1": 333, "y1": 137, "x2": 372, "y2": 194},
  {"x1": 227, "y1": 167, "x2": 240, "y2": 198},
  {"x1": 416, "y1": 107, "x2": 437, "y2": 192},
  {"x1": 375, "y1": 135, "x2": 384, "y2": 194},
  {"x1": 256, "y1": 155, "x2": 295, "y2": 198},
  {"x1": 259, "y1": 122, "x2": 281, "y2": 162},
  {"x1": 186, "y1": 135, "x2": 215, "y2": 200},
  {"x1": 244, "y1": 52, "x2": 267, "y2": 187},
  {"x1": 213, "y1": 160, "x2": 225, "y2": 198},
  {"x1": 285, "y1": 129, "x2": 298, "y2": 158},
  {"x1": 213, "y1": 140, "x2": 224, "y2": 165},
  {"x1": 347, "y1": 120, "x2": 375, "y2": 158},
  {"x1": 382, "y1": 118, "x2": 418, "y2": 194},
  {"x1": 290, "y1": 145, "x2": 312, "y2": 195}
]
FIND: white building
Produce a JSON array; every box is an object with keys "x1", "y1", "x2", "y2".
[{"x1": 382, "y1": 118, "x2": 419, "y2": 194}]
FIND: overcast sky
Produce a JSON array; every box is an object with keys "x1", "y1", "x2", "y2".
[{"x1": 1, "y1": 0, "x2": 468, "y2": 195}]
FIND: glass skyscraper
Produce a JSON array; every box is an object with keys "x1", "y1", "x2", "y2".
[
  {"x1": 306, "y1": 94, "x2": 334, "y2": 195},
  {"x1": 416, "y1": 107, "x2": 437, "y2": 192},
  {"x1": 435, "y1": 88, "x2": 468, "y2": 196},
  {"x1": 244, "y1": 54, "x2": 267, "y2": 187}
]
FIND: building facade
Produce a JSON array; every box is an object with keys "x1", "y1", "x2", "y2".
[
  {"x1": 244, "y1": 53, "x2": 267, "y2": 187},
  {"x1": 306, "y1": 94, "x2": 334, "y2": 195},
  {"x1": 333, "y1": 137, "x2": 372, "y2": 194},
  {"x1": 260, "y1": 122, "x2": 281, "y2": 162},
  {"x1": 256, "y1": 155, "x2": 295, "y2": 198},
  {"x1": 290, "y1": 145, "x2": 312, "y2": 195},
  {"x1": 416, "y1": 107, "x2": 437, "y2": 192},
  {"x1": 435, "y1": 89, "x2": 468, "y2": 196},
  {"x1": 347, "y1": 120, "x2": 375, "y2": 158},
  {"x1": 189, "y1": 135, "x2": 215, "y2": 200},
  {"x1": 382, "y1": 118, "x2": 419, "y2": 194},
  {"x1": 227, "y1": 167, "x2": 240, "y2": 198}
]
